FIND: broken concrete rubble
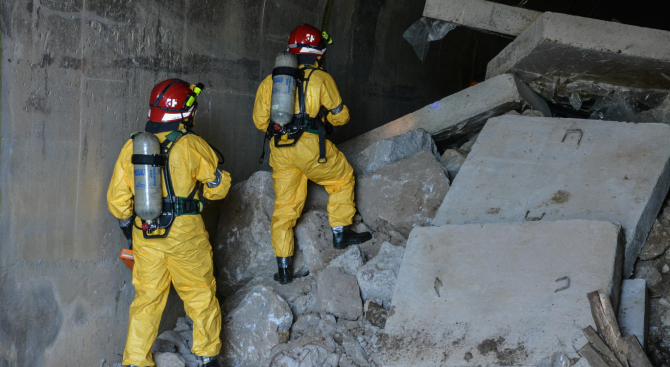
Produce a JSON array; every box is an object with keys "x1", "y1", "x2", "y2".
[
  {"x1": 294, "y1": 210, "x2": 346, "y2": 275},
  {"x1": 215, "y1": 171, "x2": 276, "y2": 296},
  {"x1": 422, "y1": 0, "x2": 541, "y2": 37},
  {"x1": 618, "y1": 279, "x2": 649, "y2": 349},
  {"x1": 356, "y1": 242, "x2": 404, "y2": 310},
  {"x1": 440, "y1": 148, "x2": 466, "y2": 180},
  {"x1": 382, "y1": 220, "x2": 624, "y2": 366},
  {"x1": 317, "y1": 267, "x2": 363, "y2": 321},
  {"x1": 220, "y1": 285, "x2": 293, "y2": 366},
  {"x1": 433, "y1": 115, "x2": 670, "y2": 277},
  {"x1": 327, "y1": 245, "x2": 364, "y2": 276},
  {"x1": 356, "y1": 151, "x2": 450, "y2": 237},
  {"x1": 487, "y1": 12, "x2": 670, "y2": 114},
  {"x1": 338, "y1": 74, "x2": 549, "y2": 156},
  {"x1": 639, "y1": 219, "x2": 670, "y2": 261}
]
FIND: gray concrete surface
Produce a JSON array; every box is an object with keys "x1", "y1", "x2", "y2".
[
  {"x1": 0, "y1": 0, "x2": 494, "y2": 365},
  {"x1": 382, "y1": 220, "x2": 624, "y2": 366},
  {"x1": 618, "y1": 279, "x2": 649, "y2": 348},
  {"x1": 339, "y1": 74, "x2": 549, "y2": 156},
  {"x1": 486, "y1": 12, "x2": 670, "y2": 91},
  {"x1": 433, "y1": 115, "x2": 670, "y2": 277},
  {"x1": 423, "y1": 0, "x2": 542, "y2": 37}
]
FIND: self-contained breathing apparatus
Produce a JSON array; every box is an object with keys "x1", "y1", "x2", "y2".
[
  {"x1": 130, "y1": 82, "x2": 225, "y2": 239},
  {"x1": 259, "y1": 52, "x2": 337, "y2": 164}
]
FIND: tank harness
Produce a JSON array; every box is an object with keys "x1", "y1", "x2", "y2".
[
  {"x1": 260, "y1": 66, "x2": 340, "y2": 164},
  {"x1": 131, "y1": 124, "x2": 224, "y2": 239}
]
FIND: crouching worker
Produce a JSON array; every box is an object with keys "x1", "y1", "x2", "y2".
[
  {"x1": 253, "y1": 24, "x2": 372, "y2": 285},
  {"x1": 107, "y1": 79, "x2": 230, "y2": 367}
]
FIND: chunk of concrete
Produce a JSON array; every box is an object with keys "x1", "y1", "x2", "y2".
[
  {"x1": 382, "y1": 220, "x2": 624, "y2": 366},
  {"x1": 317, "y1": 268, "x2": 363, "y2": 321},
  {"x1": 617, "y1": 279, "x2": 649, "y2": 349},
  {"x1": 433, "y1": 115, "x2": 670, "y2": 277},
  {"x1": 357, "y1": 242, "x2": 405, "y2": 309},
  {"x1": 423, "y1": 0, "x2": 541, "y2": 37},
  {"x1": 356, "y1": 152, "x2": 450, "y2": 237},
  {"x1": 338, "y1": 74, "x2": 550, "y2": 156},
  {"x1": 487, "y1": 13, "x2": 670, "y2": 92},
  {"x1": 349, "y1": 129, "x2": 440, "y2": 175},
  {"x1": 440, "y1": 148, "x2": 466, "y2": 180}
]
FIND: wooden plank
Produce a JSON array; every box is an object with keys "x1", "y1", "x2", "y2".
[
  {"x1": 622, "y1": 335, "x2": 654, "y2": 367},
  {"x1": 587, "y1": 290, "x2": 629, "y2": 367},
  {"x1": 579, "y1": 343, "x2": 612, "y2": 367},
  {"x1": 583, "y1": 326, "x2": 624, "y2": 367}
]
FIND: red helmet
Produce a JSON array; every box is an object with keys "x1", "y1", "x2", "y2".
[
  {"x1": 287, "y1": 24, "x2": 332, "y2": 56},
  {"x1": 148, "y1": 79, "x2": 202, "y2": 123}
]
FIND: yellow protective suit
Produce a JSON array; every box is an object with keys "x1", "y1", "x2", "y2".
[
  {"x1": 253, "y1": 65, "x2": 356, "y2": 257},
  {"x1": 107, "y1": 126, "x2": 231, "y2": 367}
]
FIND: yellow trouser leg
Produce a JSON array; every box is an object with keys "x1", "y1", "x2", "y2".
[
  {"x1": 168, "y1": 241, "x2": 221, "y2": 357},
  {"x1": 270, "y1": 166, "x2": 308, "y2": 257},
  {"x1": 123, "y1": 245, "x2": 171, "y2": 367},
  {"x1": 305, "y1": 140, "x2": 356, "y2": 227}
]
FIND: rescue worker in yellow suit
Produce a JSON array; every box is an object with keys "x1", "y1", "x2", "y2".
[
  {"x1": 107, "y1": 79, "x2": 230, "y2": 367},
  {"x1": 253, "y1": 24, "x2": 372, "y2": 284}
]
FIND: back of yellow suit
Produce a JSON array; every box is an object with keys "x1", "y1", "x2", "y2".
[
  {"x1": 253, "y1": 64, "x2": 355, "y2": 258},
  {"x1": 107, "y1": 124, "x2": 231, "y2": 366}
]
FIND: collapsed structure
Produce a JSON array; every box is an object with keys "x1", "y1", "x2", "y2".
[{"x1": 141, "y1": 1, "x2": 670, "y2": 367}]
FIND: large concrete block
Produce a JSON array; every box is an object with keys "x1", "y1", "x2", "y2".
[
  {"x1": 423, "y1": 0, "x2": 541, "y2": 37},
  {"x1": 618, "y1": 279, "x2": 649, "y2": 349},
  {"x1": 338, "y1": 74, "x2": 550, "y2": 156},
  {"x1": 382, "y1": 220, "x2": 624, "y2": 366},
  {"x1": 433, "y1": 115, "x2": 670, "y2": 276},
  {"x1": 487, "y1": 13, "x2": 670, "y2": 92}
]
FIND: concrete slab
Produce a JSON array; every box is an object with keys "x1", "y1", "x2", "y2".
[
  {"x1": 382, "y1": 220, "x2": 624, "y2": 366},
  {"x1": 487, "y1": 13, "x2": 670, "y2": 92},
  {"x1": 432, "y1": 115, "x2": 670, "y2": 277},
  {"x1": 423, "y1": 0, "x2": 541, "y2": 37},
  {"x1": 618, "y1": 279, "x2": 649, "y2": 349},
  {"x1": 339, "y1": 74, "x2": 550, "y2": 156}
]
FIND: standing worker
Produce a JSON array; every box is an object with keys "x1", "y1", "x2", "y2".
[
  {"x1": 253, "y1": 24, "x2": 372, "y2": 285},
  {"x1": 107, "y1": 79, "x2": 230, "y2": 367}
]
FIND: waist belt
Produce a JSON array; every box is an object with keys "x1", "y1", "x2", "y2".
[{"x1": 162, "y1": 197, "x2": 202, "y2": 216}]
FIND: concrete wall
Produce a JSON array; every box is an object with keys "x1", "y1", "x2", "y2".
[{"x1": 0, "y1": 0, "x2": 497, "y2": 366}]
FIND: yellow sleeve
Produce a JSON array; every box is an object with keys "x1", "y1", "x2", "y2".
[
  {"x1": 106, "y1": 140, "x2": 134, "y2": 219},
  {"x1": 319, "y1": 72, "x2": 350, "y2": 126},
  {"x1": 252, "y1": 75, "x2": 274, "y2": 132},
  {"x1": 187, "y1": 136, "x2": 232, "y2": 201}
]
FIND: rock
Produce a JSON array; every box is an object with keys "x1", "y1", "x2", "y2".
[
  {"x1": 173, "y1": 317, "x2": 194, "y2": 350},
  {"x1": 153, "y1": 353, "x2": 186, "y2": 367},
  {"x1": 355, "y1": 152, "x2": 450, "y2": 237},
  {"x1": 342, "y1": 335, "x2": 370, "y2": 367},
  {"x1": 327, "y1": 245, "x2": 364, "y2": 276},
  {"x1": 317, "y1": 268, "x2": 363, "y2": 321},
  {"x1": 459, "y1": 138, "x2": 476, "y2": 153},
  {"x1": 664, "y1": 264, "x2": 670, "y2": 273},
  {"x1": 664, "y1": 310, "x2": 670, "y2": 328},
  {"x1": 295, "y1": 210, "x2": 344, "y2": 274},
  {"x1": 634, "y1": 262, "x2": 663, "y2": 293},
  {"x1": 440, "y1": 148, "x2": 466, "y2": 180},
  {"x1": 154, "y1": 331, "x2": 190, "y2": 356},
  {"x1": 233, "y1": 275, "x2": 319, "y2": 318},
  {"x1": 216, "y1": 171, "x2": 276, "y2": 296},
  {"x1": 268, "y1": 338, "x2": 340, "y2": 367},
  {"x1": 356, "y1": 242, "x2": 405, "y2": 309},
  {"x1": 152, "y1": 338, "x2": 177, "y2": 354},
  {"x1": 220, "y1": 285, "x2": 293, "y2": 366},
  {"x1": 364, "y1": 301, "x2": 388, "y2": 329},
  {"x1": 639, "y1": 219, "x2": 670, "y2": 260},
  {"x1": 348, "y1": 129, "x2": 440, "y2": 175},
  {"x1": 522, "y1": 109, "x2": 545, "y2": 117},
  {"x1": 659, "y1": 298, "x2": 670, "y2": 308},
  {"x1": 290, "y1": 313, "x2": 337, "y2": 340}
]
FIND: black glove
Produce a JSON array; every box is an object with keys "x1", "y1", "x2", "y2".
[{"x1": 118, "y1": 216, "x2": 134, "y2": 242}]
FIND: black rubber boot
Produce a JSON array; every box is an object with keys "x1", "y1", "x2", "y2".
[
  {"x1": 333, "y1": 226, "x2": 372, "y2": 249},
  {"x1": 201, "y1": 356, "x2": 221, "y2": 367},
  {"x1": 273, "y1": 257, "x2": 293, "y2": 284}
]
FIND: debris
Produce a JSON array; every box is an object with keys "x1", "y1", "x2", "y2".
[
  {"x1": 440, "y1": 148, "x2": 466, "y2": 180},
  {"x1": 215, "y1": 171, "x2": 276, "y2": 296},
  {"x1": 317, "y1": 268, "x2": 363, "y2": 321},
  {"x1": 153, "y1": 353, "x2": 186, "y2": 367},
  {"x1": 634, "y1": 263, "x2": 663, "y2": 293},
  {"x1": 403, "y1": 17, "x2": 457, "y2": 62},
  {"x1": 356, "y1": 152, "x2": 450, "y2": 237},
  {"x1": 294, "y1": 210, "x2": 343, "y2": 274},
  {"x1": 220, "y1": 285, "x2": 293, "y2": 366},
  {"x1": 433, "y1": 115, "x2": 670, "y2": 277},
  {"x1": 327, "y1": 245, "x2": 364, "y2": 276},
  {"x1": 357, "y1": 242, "x2": 405, "y2": 309},
  {"x1": 638, "y1": 219, "x2": 670, "y2": 261},
  {"x1": 364, "y1": 301, "x2": 388, "y2": 329},
  {"x1": 349, "y1": 129, "x2": 440, "y2": 175}
]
